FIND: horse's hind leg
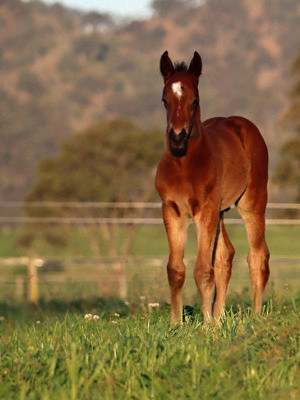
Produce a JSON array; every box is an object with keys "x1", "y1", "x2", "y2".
[
  {"x1": 162, "y1": 203, "x2": 189, "y2": 324},
  {"x1": 237, "y1": 201, "x2": 270, "y2": 313},
  {"x1": 213, "y1": 219, "x2": 235, "y2": 319},
  {"x1": 193, "y1": 209, "x2": 220, "y2": 321}
]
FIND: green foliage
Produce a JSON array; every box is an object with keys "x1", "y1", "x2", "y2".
[
  {"x1": 20, "y1": 119, "x2": 163, "y2": 251},
  {"x1": 274, "y1": 44, "x2": 300, "y2": 201},
  {"x1": 25, "y1": 118, "x2": 163, "y2": 203},
  {"x1": 0, "y1": 295, "x2": 299, "y2": 399}
]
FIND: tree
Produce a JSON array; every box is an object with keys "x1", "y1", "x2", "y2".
[
  {"x1": 19, "y1": 119, "x2": 164, "y2": 299},
  {"x1": 274, "y1": 45, "x2": 300, "y2": 202},
  {"x1": 82, "y1": 12, "x2": 113, "y2": 32},
  {"x1": 24, "y1": 118, "x2": 162, "y2": 203},
  {"x1": 151, "y1": 0, "x2": 195, "y2": 17}
]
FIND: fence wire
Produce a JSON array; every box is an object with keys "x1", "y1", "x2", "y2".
[{"x1": 0, "y1": 202, "x2": 299, "y2": 225}]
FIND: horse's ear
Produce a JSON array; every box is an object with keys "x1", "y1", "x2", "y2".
[
  {"x1": 188, "y1": 51, "x2": 202, "y2": 79},
  {"x1": 160, "y1": 51, "x2": 174, "y2": 81}
]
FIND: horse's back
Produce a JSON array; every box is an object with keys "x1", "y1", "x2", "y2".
[
  {"x1": 203, "y1": 115, "x2": 268, "y2": 198},
  {"x1": 203, "y1": 115, "x2": 268, "y2": 170},
  {"x1": 226, "y1": 116, "x2": 268, "y2": 180},
  {"x1": 204, "y1": 116, "x2": 267, "y2": 151}
]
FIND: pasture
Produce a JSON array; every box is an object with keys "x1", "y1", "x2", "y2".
[
  {"x1": 0, "y1": 224, "x2": 299, "y2": 399},
  {"x1": 0, "y1": 295, "x2": 299, "y2": 399}
]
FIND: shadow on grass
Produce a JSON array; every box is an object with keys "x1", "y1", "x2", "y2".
[
  {"x1": 0, "y1": 290, "x2": 298, "y2": 323},
  {"x1": 183, "y1": 289, "x2": 300, "y2": 322},
  {"x1": 0, "y1": 297, "x2": 133, "y2": 322}
]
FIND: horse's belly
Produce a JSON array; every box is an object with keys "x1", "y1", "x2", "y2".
[{"x1": 220, "y1": 159, "x2": 249, "y2": 210}]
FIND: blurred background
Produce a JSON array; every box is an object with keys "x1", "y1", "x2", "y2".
[{"x1": 0, "y1": 0, "x2": 299, "y2": 306}]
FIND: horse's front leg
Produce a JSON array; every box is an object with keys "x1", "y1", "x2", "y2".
[
  {"x1": 162, "y1": 202, "x2": 189, "y2": 324},
  {"x1": 193, "y1": 209, "x2": 220, "y2": 322}
]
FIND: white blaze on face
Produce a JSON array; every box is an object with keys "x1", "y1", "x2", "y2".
[{"x1": 172, "y1": 81, "x2": 183, "y2": 99}]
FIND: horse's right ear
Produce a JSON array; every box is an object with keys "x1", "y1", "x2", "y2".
[{"x1": 160, "y1": 51, "x2": 174, "y2": 82}]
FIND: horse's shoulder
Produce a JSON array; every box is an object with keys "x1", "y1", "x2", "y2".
[
  {"x1": 204, "y1": 115, "x2": 244, "y2": 128},
  {"x1": 203, "y1": 117, "x2": 226, "y2": 128},
  {"x1": 203, "y1": 116, "x2": 249, "y2": 150},
  {"x1": 204, "y1": 116, "x2": 260, "y2": 137},
  {"x1": 203, "y1": 116, "x2": 242, "y2": 132},
  {"x1": 226, "y1": 116, "x2": 258, "y2": 130}
]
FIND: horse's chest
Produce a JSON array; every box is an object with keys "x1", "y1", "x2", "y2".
[{"x1": 156, "y1": 163, "x2": 202, "y2": 202}]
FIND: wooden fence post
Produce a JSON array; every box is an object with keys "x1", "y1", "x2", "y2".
[
  {"x1": 15, "y1": 276, "x2": 24, "y2": 300},
  {"x1": 113, "y1": 261, "x2": 127, "y2": 299},
  {"x1": 27, "y1": 257, "x2": 39, "y2": 305}
]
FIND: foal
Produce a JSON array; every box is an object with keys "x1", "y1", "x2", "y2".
[{"x1": 155, "y1": 51, "x2": 270, "y2": 323}]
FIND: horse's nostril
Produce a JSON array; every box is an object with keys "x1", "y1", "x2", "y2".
[
  {"x1": 168, "y1": 128, "x2": 188, "y2": 157},
  {"x1": 170, "y1": 129, "x2": 186, "y2": 142}
]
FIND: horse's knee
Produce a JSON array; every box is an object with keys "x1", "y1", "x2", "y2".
[
  {"x1": 221, "y1": 245, "x2": 235, "y2": 268},
  {"x1": 248, "y1": 244, "x2": 269, "y2": 266},
  {"x1": 262, "y1": 248, "x2": 270, "y2": 284},
  {"x1": 248, "y1": 245, "x2": 270, "y2": 287},
  {"x1": 215, "y1": 243, "x2": 235, "y2": 272},
  {"x1": 194, "y1": 265, "x2": 215, "y2": 291},
  {"x1": 167, "y1": 261, "x2": 185, "y2": 288}
]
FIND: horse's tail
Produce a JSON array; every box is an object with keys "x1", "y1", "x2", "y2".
[{"x1": 211, "y1": 211, "x2": 224, "y2": 313}]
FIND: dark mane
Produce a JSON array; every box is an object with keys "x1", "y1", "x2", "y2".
[{"x1": 174, "y1": 62, "x2": 187, "y2": 72}]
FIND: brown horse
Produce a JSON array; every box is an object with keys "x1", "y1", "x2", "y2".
[{"x1": 155, "y1": 51, "x2": 270, "y2": 323}]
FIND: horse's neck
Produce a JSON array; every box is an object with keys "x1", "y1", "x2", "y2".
[
  {"x1": 190, "y1": 121, "x2": 212, "y2": 157},
  {"x1": 193, "y1": 118, "x2": 206, "y2": 141}
]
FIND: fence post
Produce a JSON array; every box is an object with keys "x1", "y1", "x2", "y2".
[
  {"x1": 113, "y1": 261, "x2": 127, "y2": 299},
  {"x1": 27, "y1": 257, "x2": 39, "y2": 304},
  {"x1": 15, "y1": 276, "x2": 24, "y2": 300}
]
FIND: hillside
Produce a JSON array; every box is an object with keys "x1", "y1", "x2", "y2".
[{"x1": 1, "y1": 0, "x2": 300, "y2": 200}]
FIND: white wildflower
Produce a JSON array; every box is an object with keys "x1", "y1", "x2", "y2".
[{"x1": 148, "y1": 303, "x2": 160, "y2": 312}]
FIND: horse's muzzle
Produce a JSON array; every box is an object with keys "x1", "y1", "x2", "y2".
[{"x1": 169, "y1": 129, "x2": 188, "y2": 157}]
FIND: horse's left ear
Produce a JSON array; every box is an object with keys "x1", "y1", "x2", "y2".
[{"x1": 188, "y1": 51, "x2": 202, "y2": 79}]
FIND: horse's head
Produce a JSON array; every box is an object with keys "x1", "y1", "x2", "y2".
[{"x1": 160, "y1": 51, "x2": 202, "y2": 157}]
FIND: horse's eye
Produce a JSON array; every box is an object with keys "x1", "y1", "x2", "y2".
[
  {"x1": 162, "y1": 98, "x2": 167, "y2": 108},
  {"x1": 192, "y1": 99, "x2": 199, "y2": 107}
]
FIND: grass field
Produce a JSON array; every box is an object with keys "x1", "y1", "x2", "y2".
[
  {"x1": 0, "y1": 294, "x2": 299, "y2": 399},
  {"x1": 0, "y1": 224, "x2": 299, "y2": 398}
]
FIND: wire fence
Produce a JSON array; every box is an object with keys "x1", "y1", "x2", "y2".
[
  {"x1": 0, "y1": 202, "x2": 300, "y2": 225},
  {"x1": 0, "y1": 201, "x2": 299, "y2": 304}
]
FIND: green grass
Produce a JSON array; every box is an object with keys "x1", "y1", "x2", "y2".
[
  {"x1": 0, "y1": 225, "x2": 299, "y2": 399},
  {"x1": 0, "y1": 295, "x2": 299, "y2": 400}
]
